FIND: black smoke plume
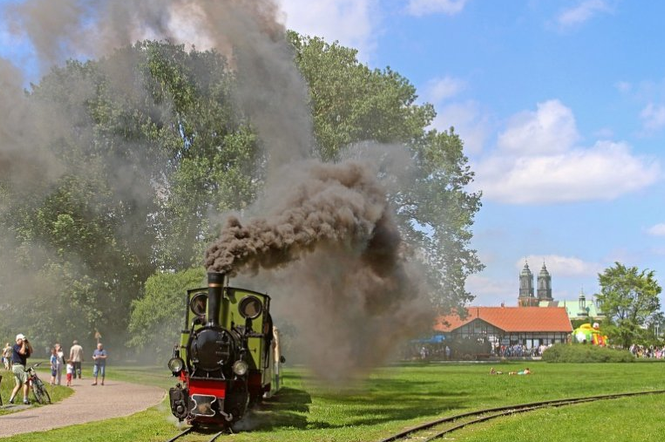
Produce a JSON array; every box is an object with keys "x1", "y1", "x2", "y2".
[
  {"x1": 206, "y1": 158, "x2": 433, "y2": 379},
  {"x1": 2, "y1": 0, "x2": 434, "y2": 378}
]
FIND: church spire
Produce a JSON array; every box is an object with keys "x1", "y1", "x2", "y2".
[
  {"x1": 518, "y1": 261, "x2": 535, "y2": 306},
  {"x1": 537, "y1": 261, "x2": 553, "y2": 301}
]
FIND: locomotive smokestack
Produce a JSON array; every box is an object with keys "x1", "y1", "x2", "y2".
[{"x1": 207, "y1": 272, "x2": 225, "y2": 327}]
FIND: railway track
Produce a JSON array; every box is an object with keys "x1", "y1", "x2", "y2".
[
  {"x1": 165, "y1": 427, "x2": 225, "y2": 442},
  {"x1": 377, "y1": 389, "x2": 665, "y2": 442}
]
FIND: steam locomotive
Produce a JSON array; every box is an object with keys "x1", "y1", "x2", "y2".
[{"x1": 168, "y1": 272, "x2": 283, "y2": 427}]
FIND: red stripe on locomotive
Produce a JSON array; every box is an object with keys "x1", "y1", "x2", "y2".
[{"x1": 188, "y1": 378, "x2": 228, "y2": 398}]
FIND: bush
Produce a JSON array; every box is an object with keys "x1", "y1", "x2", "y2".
[{"x1": 542, "y1": 343, "x2": 634, "y2": 363}]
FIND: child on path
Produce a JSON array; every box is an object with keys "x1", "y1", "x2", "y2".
[
  {"x1": 66, "y1": 359, "x2": 74, "y2": 386},
  {"x1": 49, "y1": 348, "x2": 58, "y2": 385}
]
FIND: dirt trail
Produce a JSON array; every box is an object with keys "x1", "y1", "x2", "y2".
[{"x1": 0, "y1": 378, "x2": 165, "y2": 437}]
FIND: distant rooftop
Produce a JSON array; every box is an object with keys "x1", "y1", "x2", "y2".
[{"x1": 435, "y1": 306, "x2": 572, "y2": 333}]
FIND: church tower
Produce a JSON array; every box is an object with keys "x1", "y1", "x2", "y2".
[
  {"x1": 537, "y1": 262, "x2": 553, "y2": 301},
  {"x1": 518, "y1": 262, "x2": 536, "y2": 306}
]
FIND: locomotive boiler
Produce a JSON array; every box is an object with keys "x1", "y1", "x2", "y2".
[{"x1": 168, "y1": 272, "x2": 283, "y2": 427}]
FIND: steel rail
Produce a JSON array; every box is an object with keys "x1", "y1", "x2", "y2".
[
  {"x1": 165, "y1": 427, "x2": 228, "y2": 442},
  {"x1": 165, "y1": 427, "x2": 194, "y2": 442},
  {"x1": 206, "y1": 430, "x2": 225, "y2": 442},
  {"x1": 377, "y1": 389, "x2": 665, "y2": 442}
]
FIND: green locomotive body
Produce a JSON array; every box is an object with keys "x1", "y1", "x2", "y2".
[{"x1": 168, "y1": 272, "x2": 282, "y2": 427}]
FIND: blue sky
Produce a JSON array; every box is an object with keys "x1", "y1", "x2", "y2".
[
  {"x1": 278, "y1": 0, "x2": 665, "y2": 308},
  {"x1": 2, "y1": 0, "x2": 664, "y2": 309}
]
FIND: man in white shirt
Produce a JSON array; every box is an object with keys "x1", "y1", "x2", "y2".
[{"x1": 69, "y1": 340, "x2": 84, "y2": 379}]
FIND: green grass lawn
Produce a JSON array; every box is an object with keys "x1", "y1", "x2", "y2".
[
  {"x1": 3, "y1": 361, "x2": 665, "y2": 441},
  {"x1": 1, "y1": 363, "x2": 73, "y2": 413}
]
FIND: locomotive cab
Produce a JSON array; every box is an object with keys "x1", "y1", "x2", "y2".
[{"x1": 168, "y1": 272, "x2": 280, "y2": 427}]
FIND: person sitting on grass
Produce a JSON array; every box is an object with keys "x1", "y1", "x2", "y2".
[{"x1": 489, "y1": 367, "x2": 504, "y2": 375}]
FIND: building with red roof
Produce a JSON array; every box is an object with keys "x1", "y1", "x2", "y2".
[
  {"x1": 432, "y1": 306, "x2": 572, "y2": 358},
  {"x1": 417, "y1": 261, "x2": 586, "y2": 359}
]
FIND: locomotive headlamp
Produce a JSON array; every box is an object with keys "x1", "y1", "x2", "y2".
[
  {"x1": 189, "y1": 292, "x2": 208, "y2": 317},
  {"x1": 238, "y1": 295, "x2": 263, "y2": 320},
  {"x1": 168, "y1": 357, "x2": 185, "y2": 374},
  {"x1": 233, "y1": 360, "x2": 249, "y2": 376}
]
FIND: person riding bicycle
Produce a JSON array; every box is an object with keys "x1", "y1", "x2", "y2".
[{"x1": 9, "y1": 333, "x2": 33, "y2": 405}]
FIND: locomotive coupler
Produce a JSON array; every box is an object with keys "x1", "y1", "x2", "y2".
[{"x1": 220, "y1": 410, "x2": 234, "y2": 422}]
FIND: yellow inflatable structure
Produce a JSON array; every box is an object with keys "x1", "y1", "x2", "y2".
[{"x1": 573, "y1": 323, "x2": 608, "y2": 346}]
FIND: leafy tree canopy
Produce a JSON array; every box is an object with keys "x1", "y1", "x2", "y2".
[
  {"x1": 289, "y1": 33, "x2": 483, "y2": 308},
  {"x1": 128, "y1": 267, "x2": 205, "y2": 360},
  {"x1": 1, "y1": 33, "x2": 483, "y2": 352},
  {"x1": 596, "y1": 262, "x2": 662, "y2": 348}
]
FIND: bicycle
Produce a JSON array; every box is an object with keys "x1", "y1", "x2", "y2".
[{"x1": 26, "y1": 362, "x2": 52, "y2": 404}]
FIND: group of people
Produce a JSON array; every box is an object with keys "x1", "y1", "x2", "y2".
[
  {"x1": 48, "y1": 340, "x2": 108, "y2": 386},
  {"x1": 629, "y1": 344, "x2": 665, "y2": 359},
  {"x1": 2, "y1": 334, "x2": 108, "y2": 405},
  {"x1": 48, "y1": 340, "x2": 82, "y2": 387}
]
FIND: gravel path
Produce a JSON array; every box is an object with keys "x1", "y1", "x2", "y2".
[{"x1": 0, "y1": 378, "x2": 166, "y2": 437}]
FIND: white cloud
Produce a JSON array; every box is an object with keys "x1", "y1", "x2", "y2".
[
  {"x1": 516, "y1": 255, "x2": 604, "y2": 278},
  {"x1": 472, "y1": 100, "x2": 661, "y2": 204},
  {"x1": 433, "y1": 101, "x2": 489, "y2": 155},
  {"x1": 406, "y1": 0, "x2": 469, "y2": 17},
  {"x1": 424, "y1": 76, "x2": 466, "y2": 103},
  {"x1": 498, "y1": 99, "x2": 579, "y2": 155},
  {"x1": 466, "y1": 256, "x2": 605, "y2": 306},
  {"x1": 423, "y1": 76, "x2": 489, "y2": 154},
  {"x1": 278, "y1": 0, "x2": 380, "y2": 57},
  {"x1": 474, "y1": 140, "x2": 660, "y2": 204},
  {"x1": 556, "y1": 0, "x2": 612, "y2": 28},
  {"x1": 465, "y1": 274, "x2": 514, "y2": 306},
  {"x1": 640, "y1": 103, "x2": 665, "y2": 133},
  {"x1": 647, "y1": 223, "x2": 665, "y2": 237}
]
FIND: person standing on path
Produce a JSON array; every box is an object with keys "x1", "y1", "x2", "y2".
[
  {"x1": 2, "y1": 342, "x2": 11, "y2": 370},
  {"x1": 9, "y1": 333, "x2": 33, "y2": 405},
  {"x1": 54, "y1": 343, "x2": 65, "y2": 385},
  {"x1": 69, "y1": 340, "x2": 83, "y2": 379},
  {"x1": 49, "y1": 347, "x2": 58, "y2": 385},
  {"x1": 91, "y1": 343, "x2": 107, "y2": 386}
]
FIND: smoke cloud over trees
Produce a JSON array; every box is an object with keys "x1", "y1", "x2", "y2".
[{"x1": 0, "y1": 0, "x2": 482, "y2": 376}]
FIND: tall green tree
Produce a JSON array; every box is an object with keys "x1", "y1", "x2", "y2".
[
  {"x1": 289, "y1": 33, "x2": 484, "y2": 308},
  {"x1": 0, "y1": 42, "x2": 261, "y2": 349},
  {"x1": 2, "y1": 33, "x2": 484, "y2": 351},
  {"x1": 128, "y1": 267, "x2": 205, "y2": 360},
  {"x1": 596, "y1": 262, "x2": 662, "y2": 348}
]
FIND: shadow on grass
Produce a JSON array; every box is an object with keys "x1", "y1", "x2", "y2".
[
  {"x1": 241, "y1": 377, "x2": 472, "y2": 431},
  {"x1": 235, "y1": 387, "x2": 312, "y2": 431}
]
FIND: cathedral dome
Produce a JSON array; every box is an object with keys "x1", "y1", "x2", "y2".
[{"x1": 521, "y1": 262, "x2": 532, "y2": 276}]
